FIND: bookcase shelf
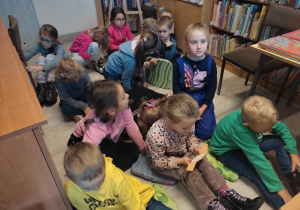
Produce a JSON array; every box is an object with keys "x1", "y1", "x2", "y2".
[{"x1": 211, "y1": 25, "x2": 257, "y2": 42}]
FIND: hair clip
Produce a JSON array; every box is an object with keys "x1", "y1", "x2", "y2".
[
  {"x1": 167, "y1": 94, "x2": 171, "y2": 98},
  {"x1": 60, "y1": 73, "x2": 65, "y2": 78},
  {"x1": 143, "y1": 38, "x2": 147, "y2": 42},
  {"x1": 159, "y1": 7, "x2": 165, "y2": 12},
  {"x1": 94, "y1": 118, "x2": 100, "y2": 122},
  {"x1": 147, "y1": 31, "x2": 160, "y2": 53},
  {"x1": 144, "y1": 98, "x2": 155, "y2": 110}
]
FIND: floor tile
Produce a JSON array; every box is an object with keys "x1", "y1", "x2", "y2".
[
  {"x1": 213, "y1": 93, "x2": 241, "y2": 117},
  {"x1": 52, "y1": 151, "x2": 69, "y2": 185}
]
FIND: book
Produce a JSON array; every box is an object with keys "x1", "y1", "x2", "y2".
[
  {"x1": 258, "y1": 36, "x2": 300, "y2": 62},
  {"x1": 283, "y1": 29, "x2": 300, "y2": 41}
]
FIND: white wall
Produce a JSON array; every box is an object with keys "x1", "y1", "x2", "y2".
[{"x1": 32, "y1": 0, "x2": 98, "y2": 35}]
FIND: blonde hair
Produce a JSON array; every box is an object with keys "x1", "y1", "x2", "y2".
[
  {"x1": 164, "y1": 93, "x2": 199, "y2": 124},
  {"x1": 142, "y1": 18, "x2": 158, "y2": 34},
  {"x1": 137, "y1": 95, "x2": 168, "y2": 138},
  {"x1": 88, "y1": 26, "x2": 110, "y2": 52},
  {"x1": 241, "y1": 95, "x2": 279, "y2": 130},
  {"x1": 184, "y1": 23, "x2": 210, "y2": 45},
  {"x1": 56, "y1": 58, "x2": 84, "y2": 82},
  {"x1": 158, "y1": 8, "x2": 172, "y2": 19},
  {"x1": 64, "y1": 142, "x2": 105, "y2": 183},
  {"x1": 157, "y1": 16, "x2": 173, "y2": 29}
]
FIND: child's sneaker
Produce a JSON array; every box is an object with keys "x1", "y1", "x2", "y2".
[
  {"x1": 45, "y1": 81, "x2": 58, "y2": 106},
  {"x1": 220, "y1": 189, "x2": 264, "y2": 210},
  {"x1": 285, "y1": 170, "x2": 300, "y2": 195},
  {"x1": 208, "y1": 198, "x2": 232, "y2": 210},
  {"x1": 67, "y1": 133, "x2": 83, "y2": 147},
  {"x1": 94, "y1": 60, "x2": 103, "y2": 74},
  {"x1": 36, "y1": 83, "x2": 47, "y2": 106}
]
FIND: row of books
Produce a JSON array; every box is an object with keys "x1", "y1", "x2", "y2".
[
  {"x1": 268, "y1": 66, "x2": 300, "y2": 91},
  {"x1": 260, "y1": 26, "x2": 283, "y2": 41},
  {"x1": 208, "y1": 32, "x2": 252, "y2": 59},
  {"x1": 101, "y1": 0, "x2": 144, "y2": 12},
  {"x1": 261, "y1": 0, "x2": 288, "y2": 4},
  {"x1": 211, "y1": 0, "x2": 268, "y2": 41}
]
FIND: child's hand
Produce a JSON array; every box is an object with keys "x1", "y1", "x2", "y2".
[
  {"x1": 290, "y1": 153, "x2": 300, "y2": 172},
  {"x1": 165, "y1": 41, "x2": 173, "y2": 47},
  {"x1": 26, "y1": 65, "x2": 43, "y2": 73},
  {"x1": 193, "y1": 146, "x2": 202, "y2": 156},
  {"x1": 84, "y1": 107, "x2": 92, "y2": 115},
  {"x1": 149, "y1": 58, "x2": 157, "y2": 66},
  {"x1": 142, "y1": 82, "x2": 148, "y2": 88},
  {"x1": 143, "y1": 61, "x2": 151, "y2": 69},
  {"x1": 277, "y1": 188, "x2": 292, "y2": 204},
  {"x1": 177, "y1": 157, "x2": 192, "y2": 166},
  {"x1": 198, "y1": 104, "x2": 208, "y2": 120}
]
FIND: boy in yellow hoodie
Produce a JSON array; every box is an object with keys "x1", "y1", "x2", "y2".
[{"x1": 64, "y1": 142, "x2": 171, "y2": 210}]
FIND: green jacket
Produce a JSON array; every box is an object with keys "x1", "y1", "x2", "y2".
[{"x1": 210, "y1": 110, "x2": 297, "y2": 192}]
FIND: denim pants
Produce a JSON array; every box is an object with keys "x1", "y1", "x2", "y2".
[
  {"x1": 60, "y1": 95, "x2": 89, "y2": 116},
  {"x1": 146, "y1": 197, "x2": 172, "y2": 210},
  {"x1": 36, "y1": 54, "x2": 56, "y2": 83},
  {"x1": 218, "y1": 135, "x2": 292, "y2": 209},
  {"x1": 71, "y1": 42, "x2": 100, "y2": 66},
  {"x1": 151, "y1": 153, "x2": 226, "y2": 210}
]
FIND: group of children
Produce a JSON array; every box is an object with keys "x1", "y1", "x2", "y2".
[{"x1": 23, "y1": 6, "x2": 300, "y2": 210}]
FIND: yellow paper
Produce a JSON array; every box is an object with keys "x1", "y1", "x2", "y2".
[{"x1": 186, "y1": 144, "x2": 208, "y2": 171}]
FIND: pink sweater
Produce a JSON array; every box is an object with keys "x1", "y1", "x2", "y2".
[
  {"x1": 73, "y1": 108, "x2": 145, "y2": 152},
  {"x1": 69, "y1": 30, "x2": 93, "y2": 60},
  {"x1": 108, "y1": 24, "x2": 134, "y2": 51}
]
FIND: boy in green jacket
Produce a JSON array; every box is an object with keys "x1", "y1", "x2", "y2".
[{"x1": 210, "y1": 95, "x2": 300, "y2": 209}]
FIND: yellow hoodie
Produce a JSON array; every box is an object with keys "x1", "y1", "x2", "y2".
[{"x1": 65, "y1": 157, "x2": 155, "y2": 210}]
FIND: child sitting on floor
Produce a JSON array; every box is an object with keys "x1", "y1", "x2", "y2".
[
  {"x1": 108, "y1": 6, "x2": 133, "y2": 55},
  {"x1": 69, "y1": 26, "x2": 110, "y2": 73},
  {"x1": 157, "y1": 16, "x2": 180, "y2": 62},
  {"x1": 25, "y1": 24, "x2": 68, "y2": 106},
  {"x1": 173, "y1": 23, "x2": 217, "y2": 140},
  {"x1": 68, "y1": 80, "x2": 145, "y2": 171},
  {"x1": 55, "y1": 58, "x2": 92, "y2": 122},
  {"x1": 210, "y1": 95, "x2": 300, "y2": 209},
  {"x1": 158, "y1": 8, "x2": 175, "y2": 39},
  {"x1": 145, "y1": 93, "x2": 264, "y2": 210},
  {"x1": 64, "y1": 142, "x2": 171, "y2": 210}
]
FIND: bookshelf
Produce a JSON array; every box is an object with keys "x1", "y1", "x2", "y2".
[{"x1": 209, "y1": 0, "x2": 300, "y2": 105}]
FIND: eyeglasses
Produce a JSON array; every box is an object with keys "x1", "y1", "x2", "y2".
[
  {"x1": 114, "y1": 18, "x2": 126, "y2": 22},
  {"x1": 39, "y1": 37, "x2": 52, "y2": 44}
]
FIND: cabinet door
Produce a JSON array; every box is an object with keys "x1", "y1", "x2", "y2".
[
  {"x1": 175, "y1": 1, "x2": 204, "y2": 50},
  {"x1": 0, "y1": 130, "x2": 67, "y2": 210}
]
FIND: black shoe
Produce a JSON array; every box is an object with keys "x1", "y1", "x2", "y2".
[
  {"x1": 45, "y1": 81, "x2": 57, "y2": 106},
  {"x1": 67, "y1": 133, "x2": 83, "y2": 147},
  {"x1": 220, "y1": 189, "x2": 264, "y2": 210},
  {"x1": 208, "y1": 198, "x2": 232, "y2": 210},
  {"x1": 36, "y1": 83, "x2": 47, "y2": 106},
  {"x1": 285, "y1": 170, "x2": 300, "y2": 195}
]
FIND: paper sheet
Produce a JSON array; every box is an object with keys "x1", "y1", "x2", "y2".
[{"x1": 186, "y1": 144, "x2": 208, "y2": 171}]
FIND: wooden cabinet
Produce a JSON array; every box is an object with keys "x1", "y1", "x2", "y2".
[
  {"x1": 157, "y1": 0, "x2": 214, "y2": 50},
  {"x1": 0, "y1": 17, "x2": 72, "y2": 210}
]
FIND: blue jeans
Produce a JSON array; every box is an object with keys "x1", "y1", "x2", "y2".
[
  {"x1": 60, "y1": 95, "x2": 90, "y2": 116},
  {"x1": 218, "y1": 135, "x2": 292, "y2": 209},
  {"x1": 71, "y1": 42, "x2": 100, "y2": 66},
  {"x1": 146, "y1": 197, "x2": 171, "y2": 210}
]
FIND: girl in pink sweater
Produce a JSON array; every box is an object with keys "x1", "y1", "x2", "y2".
[
  {"x1": 68, "y1": 80, "x2": 145, "y2": 171},
  {"x1": 108, "y1": 7, "x2": 134, "y2": 55}
]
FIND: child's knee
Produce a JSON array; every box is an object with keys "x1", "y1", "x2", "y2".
[
  {"x1": 90, "y1": 42, "x2": 99, "y2": 49},
  {"x1": 37, "y1": 56, "x2": 46, "y2": 65},
  {"x1": 46, "y1": 54, "x2": 56, "y2": 63}
]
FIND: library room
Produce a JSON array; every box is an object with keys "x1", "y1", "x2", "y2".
[{"x1": 0, "y1": 0, "x2": 299, "y2": 209}]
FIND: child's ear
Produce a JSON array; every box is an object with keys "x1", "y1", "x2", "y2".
[
  {"x1": 184, "y1": 40, "x2": 188, "y2": 48},
  {"x1": 243, "y1": 122, "x2": 249, "y2": 127}
]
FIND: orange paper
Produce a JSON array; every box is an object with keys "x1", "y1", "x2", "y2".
[
  {"x1": 186, "y1": 144, "x2": 208, "y2": 171},
  {"x1": 280, "y1": 193, "x2": 300, "y2": 210}
]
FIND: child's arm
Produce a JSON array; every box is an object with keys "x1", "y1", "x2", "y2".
[
  {"x1": 143, "y1": 58, "x2": 157, "y2": 69},
  {"x1": 125, "y1": 25, "x2": 134, "y2": 41},
  {"x1": 77, "y1": 36, "x2": 93, "y2": 60},
  {"x1": 278, "y1": 188, "x2": 292, "y2": 204},
  {"x1": 42, "y1": 44, "x2": 67, "y2": 72},
  {"x1": 24, "y1": 42, "x2": 40, "y2": 61},
  {"x1": 202, "y1": 58, "x2": 217, "y2": 107},
  {"x1": 290, "y1": 153, "x2": 300, "y2": 172},
  {"x1": 198, "y1": 104, "x2": 208, "y2": 119},
  {"x1": 172, "y1": 61, "x2": 182, "y2": 94},
  {"x1": 56, "y1": 77, "x2": 89, "y2": 112},
  {"x1": 123, "y1": 108, "x2": 146, "y2": 153},
  {"x1": 108, "y1": 26, "x2": 120, "y2": 50}
]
